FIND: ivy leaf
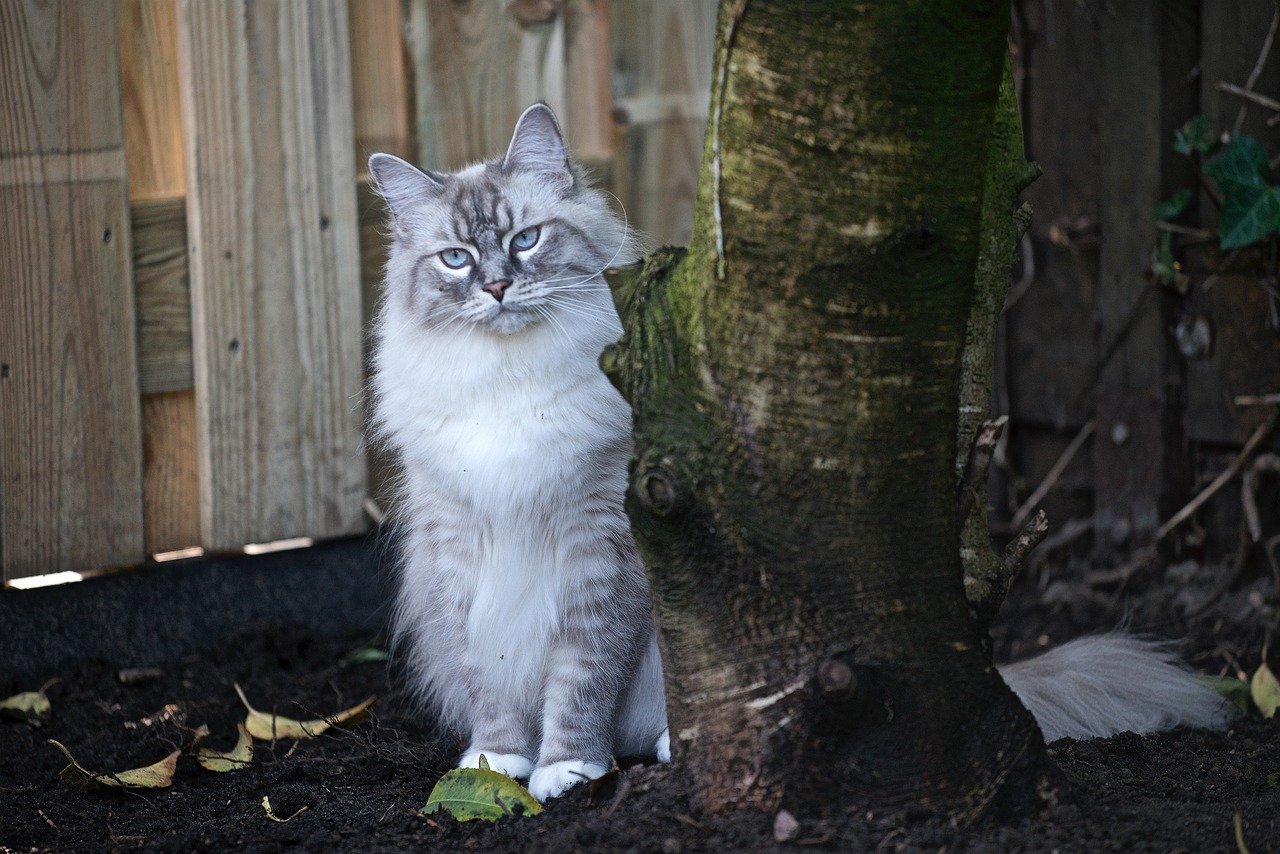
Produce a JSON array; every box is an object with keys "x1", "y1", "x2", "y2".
[
  {"x1": 422, "y1": 758, "x2": 543, "y2": 822},
  {"x1": 1202, "y1": 675, "x2": 1252, "y2": 715},
  {"x1": 1152, "y1": 188, "x2": 1192, "y2": 222},
  {"x1": 1217, "y1": 185, "x2": 1280, "y2": 250},
  {"x1": 1205, "y1": 136, "x2": 1280, "y2": 249},
  {"x1": 1173, "y1": 115, "x2": 1216, "y2": 155},
  {"x1": 1206, "y1": 135, "x2": 1270, "y2": 189},
  {"x1": 1251, "y1": 662, "x2": 1280, "y2": 719}
]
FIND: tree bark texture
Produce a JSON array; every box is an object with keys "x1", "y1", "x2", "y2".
[{"x1": 606, "y1": 0, "x2": 1045, "y2": 817}]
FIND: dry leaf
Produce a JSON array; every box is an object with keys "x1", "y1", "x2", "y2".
[
  {"x1": 262, "y1": 795, "x2": 308, "y2": 823},
  {"x1": 1250, "y1": 662, "x2": 1279, "y2": 719},
  {"x1": 1, "y1": 690, "x2": 51, "y2": 727},
  {"x1": 48, "y1": 739, "x2": 178, "y2": 789},
  {"x1": 196, "y1": 722, "x2": 253, "y2": 771},
  {"x1": 234, "y1": 683, "x2": 376, "y2": 740}
]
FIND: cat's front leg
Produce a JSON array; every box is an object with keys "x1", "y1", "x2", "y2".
[
  {"x1": 460, "y1": 686, "x2": 536, "y2": 779},
  {"x1": 528, "y1": 543, "x2": 649, "y2": 801}
]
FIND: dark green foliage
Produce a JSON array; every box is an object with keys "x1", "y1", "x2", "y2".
[
  {"x1": 1204, "y1": 135, "x2": 1280, "y2": 249},
  {"x1": 1172, "y1": 115, "x2": 1216, "y2": 156}
]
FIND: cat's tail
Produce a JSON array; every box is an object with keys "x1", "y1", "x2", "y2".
[{"x1": 996, "y1": 634, "x2": 1231, "y2": 742}]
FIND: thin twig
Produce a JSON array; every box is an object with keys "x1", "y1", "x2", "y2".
[
  {"x1": 1232, "y1": 8, "x2": 1279, "y2": 134},
  {"x1": 1221, "y1": 81, "x2": 1280, "y2": 114},
  {"x1": 1155, "y1": 221, "x2": 1215, "y2": 240},
  {"x1": 1236, "y1": 393, "x2": 1280, "y2": 407},
  {"x1": 1242, "y1": 453, "x2": 1280, "y2": 542},
  {"x1": 1010, "y1": 420, "x2": 1095, "y2": 530},
  {"x1": 1004, "y1": 509, "x2": 1050, "y2": 578},
  {"x1": 1094, "y1": 412, "x2": 1280, "y2": 586},
  {"x1": 1156, "y1": 412, "x2": 1277, "y2": 541}
]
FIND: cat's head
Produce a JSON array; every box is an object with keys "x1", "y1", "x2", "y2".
[{"x1": 369, "y1": 104, "x2": 636, "y2": 338}]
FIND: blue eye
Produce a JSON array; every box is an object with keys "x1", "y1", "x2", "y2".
[
  {"x1": 511, "y1": 226, "x2": 540, "y2": 253},
  {"x1": 439, "y1": 248, "x2": 472, "y2": 269}
]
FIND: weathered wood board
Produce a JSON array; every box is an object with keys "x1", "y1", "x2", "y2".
[
  {"x1": 178, "y1": 0, "x2": 367, "y2": 551},
  {"x1": 0, "y1": 0, "x2": 145, "y2": 579},
  {"x1": 119, "y1": 0, "x2": 202, "y2": 555}
]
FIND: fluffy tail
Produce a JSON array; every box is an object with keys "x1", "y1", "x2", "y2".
[{"x1": 996, "y1": 634, "x2": 1231, "y2": 742}]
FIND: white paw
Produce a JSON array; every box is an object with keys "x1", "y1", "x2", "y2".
[
  {"x1": 655, "y1": 729, "x2": 671, "y2": 763},
  {"x1": 458, "y1": 750, "x2": 534, "y2": 779},
  {"x1": 527, "y1": 759, "x2": 609, "y2": 802}
]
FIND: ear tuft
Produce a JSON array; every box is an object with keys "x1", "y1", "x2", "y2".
[
  {"x1": 503, "y1": 103, "x2": 572, "y2": 189},
  {"x1": 368, "y1": 153, "x2": 444, "y2": 221}
]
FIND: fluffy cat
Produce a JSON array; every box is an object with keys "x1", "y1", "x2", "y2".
[
  {"x1": 369, "y1": 104, "x2": 667, "y2": 802},
  {"x1": 369, "y1": 104, "x2": 1227, "y2": 801}
]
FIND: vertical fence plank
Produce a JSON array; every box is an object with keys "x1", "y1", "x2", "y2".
[
  {"x1": 610, "y1": 0, "x2": 716, "y2": 246},
  {"x1": 349, "y1": 0, "x2": 412, "y2": 509},
  {"x1": 565, "y1": 0, "x2": 615, "y2": 169},
  {"x1": 0, "y1": 0, "x2": 145, "y2": 579},
  {"x1": 407, "y1": 0, "x2": 568, "y2": 170},
  {"x1": 178, "y1": 0, "x2": 367, "y2": 551},
  {"x1": 1092, "y1": 1, "x2": 1198, "y2": 557},
  {"x1": 118, "y1": 0, "x2": 202, "y2": 556}
]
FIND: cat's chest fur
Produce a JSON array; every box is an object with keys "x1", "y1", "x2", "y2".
[{"x1": 376, "y1": 319, "x2": 630, "y2": 514}]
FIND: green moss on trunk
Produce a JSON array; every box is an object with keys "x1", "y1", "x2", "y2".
[{"x1": 607, "y1": 0, "x2": 1045, "y2": 816}]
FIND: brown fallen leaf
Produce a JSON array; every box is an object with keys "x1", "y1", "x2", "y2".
[
  {"x1": 196, "y1": 722, "x2": 254, "y2": 771},
  {"x1": 48, "y1": 739, "x2": 179, "y2": 789},
  {"x1": 233, "y1": 684, "x2": 377, "y2": 741}
]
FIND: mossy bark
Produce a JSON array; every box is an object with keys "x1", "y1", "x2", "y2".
[{"x1": 606, "y1": 1, "x2": 1045, "y2": 816}]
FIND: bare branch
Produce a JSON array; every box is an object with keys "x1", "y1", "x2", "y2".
[{"x1": 1010, "y1": 420, "x2": 1095, "y2": 530}]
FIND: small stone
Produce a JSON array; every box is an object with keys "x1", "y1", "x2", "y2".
[
  {"x1": 661, "y1": 837, "x2": 683, "y2": 853},
  {"x1": 773, "y1": 809, "x2": 800, "y2": 843}
]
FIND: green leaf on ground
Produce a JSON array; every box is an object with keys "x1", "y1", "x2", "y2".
[
  {"x1": 48, "y1": 739, "x2": 179, "y2": 789},
  {"x1": 196, "y1": 722, "x2": 254, "y2": 771},
  {"x1": 422, "y1": 757, "x2": 543, "y2": 822},
  {"x1": 234, "y1": 683, "x2": 376, "y2": 741},
  {"x1": 1250, "y1": 662, "x2": 1279, "y2": 719},
  {"x1": 1173, "y1": 115, "x2": 1216, "y2": 155},
  {"x1": 1202, "y1": 675, "x2": 1253, "y2": 715},
  {"x1": 1, "y1": 690, "x2": 52, "y2": 727},
  {"x1": 1153, "y1": 188, "x2": 1192, "y2": 222}
]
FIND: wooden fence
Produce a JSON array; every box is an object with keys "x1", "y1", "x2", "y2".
[
  {"x1": 0, "y1": 0, "x2": 717, "y2": 583},
  {"x1": 1006, "y1": 0, "x2": 1280, "y2": 562},
  {"x1": 6, "y1": 0, "x2": 1273, "y2": 588}
]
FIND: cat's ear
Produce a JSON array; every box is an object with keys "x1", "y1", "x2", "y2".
[
  {"x1": 503, "y1": 103, "x2": 572, "y2": 190},
  {"x1": 368, "y1": 153, "x2": 445, "y2": 222}
]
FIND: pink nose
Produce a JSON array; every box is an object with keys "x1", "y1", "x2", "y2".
[{"x1": 483, "y1": 280, "x2": 510, "y2": 302}]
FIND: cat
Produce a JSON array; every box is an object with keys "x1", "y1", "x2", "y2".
[
  {"x1": 369, "y1": 104, "x2": 667, "y2": 802},
  {"x1": 369, "y1": 103, "x2": 1228, "y2": 801}
]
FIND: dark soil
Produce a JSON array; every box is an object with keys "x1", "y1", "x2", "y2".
[{"x1": 2, "y1": 560, "x2": 1278, "y2": 853}]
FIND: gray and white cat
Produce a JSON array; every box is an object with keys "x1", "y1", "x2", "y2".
[
  {"x1": 369, "y1": 104, "x2": 667, "y2": 802},
  {"x1": 369, "y1": 104, "x2": 1229, "y2": 801}
]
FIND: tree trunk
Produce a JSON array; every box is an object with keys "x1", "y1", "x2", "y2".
[{"x1": 605, "y1": 0, "x2": 1046, "y2": 817}]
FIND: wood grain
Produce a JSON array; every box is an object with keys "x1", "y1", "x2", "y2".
[
  {"x1": 0, "y1": 0, "x2": 145, "y2": 579},
  {"x1": 178, "y1": 0, "x2": 367, "y2": 550},
  {"x1": 407, "y1": 0, "x2": 568, "y2": 170},
  {"x1": 1091, "y1": 1, "x2": 1196, "y2": 555},
  {"x1": 564, "y1": 0, "x2": 615, "y2": 165},
  {"x1": 119, "y1": 0, "x2": 201, "y2": 554},
  {"x1": 610, "y1": 0, "x2": 716, "y2": 246},
  {"x1": 348, "y1": 0, "x2": 412, "y2": 510},
  {"x1": 348, "y1": 0, "x2": 413, "y2": 171}
]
